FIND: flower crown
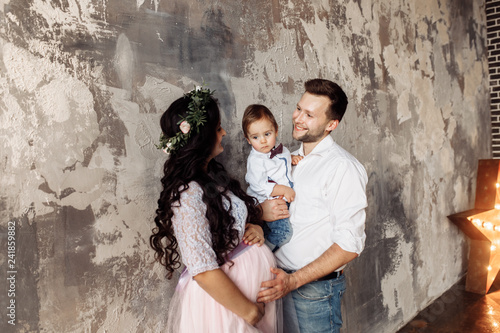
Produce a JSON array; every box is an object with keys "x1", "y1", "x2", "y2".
[{"x1": 156, "y1": 86, "x2": 215, "y2": 154}]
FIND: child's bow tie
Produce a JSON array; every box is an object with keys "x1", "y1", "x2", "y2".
[{"x1": 270, "y1": 144, "x2": 283, "y2": 159}]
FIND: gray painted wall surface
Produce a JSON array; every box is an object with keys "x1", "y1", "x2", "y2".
[{"x1": 0, "y1": 0, "x2": 490, "y2": 332}]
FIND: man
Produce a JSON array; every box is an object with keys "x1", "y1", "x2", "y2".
[{"x1": 257, "y1": 79, "x2": 368, "y2": 333}]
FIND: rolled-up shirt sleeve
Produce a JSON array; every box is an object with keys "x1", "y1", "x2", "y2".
[{"x1": 327, "y1": 160, "x2": 368, "y2": 255}]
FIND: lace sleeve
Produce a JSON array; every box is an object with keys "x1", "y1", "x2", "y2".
[{"x1": 171, "y1": 182, "x2": 219, "y2": 276}]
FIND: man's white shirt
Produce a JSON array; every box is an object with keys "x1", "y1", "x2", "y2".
[{"x1": 275, "y1": 135, "x2": 368, "y2": 271}]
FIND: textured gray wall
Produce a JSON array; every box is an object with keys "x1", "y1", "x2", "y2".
[{"x1": 0, "y1": 0, "x2": 490, "y2": 332}]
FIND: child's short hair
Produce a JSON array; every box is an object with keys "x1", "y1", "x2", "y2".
[{"x1": 242, "y1": 104, "x2": 278, "y2": 138}]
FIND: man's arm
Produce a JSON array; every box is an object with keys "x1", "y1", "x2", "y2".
[
  {"x1": 257, "y1": 243, "x2": 357, "y2": 303},
  {"x1": 258, "y1": 160, "x2": 367, "y2": 303}
]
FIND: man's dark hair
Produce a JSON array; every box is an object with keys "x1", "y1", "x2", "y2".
[{"x1": 304, "y1": 79, "x2": 348, "y2": 122}]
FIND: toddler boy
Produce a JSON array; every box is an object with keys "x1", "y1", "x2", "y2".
[{"x1": 242, "y1": 104, "x2": 302, "y2": 252}]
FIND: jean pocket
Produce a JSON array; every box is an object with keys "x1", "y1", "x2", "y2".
[
  {"x1": 338, "y1": 285, "x2": 346, "y2": 298},
  {"x1": 295, "y1": 281, "x2": 331, "y2": 300}
]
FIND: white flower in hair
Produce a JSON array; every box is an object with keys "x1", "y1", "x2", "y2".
[
  {"x1": 179, "y1": 120, "x2": 191, "y2": 134},
  {"x1": 162, "y1": 141, "x2": 173, "y2": 154}
]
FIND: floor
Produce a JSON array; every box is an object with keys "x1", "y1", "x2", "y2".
[{"x1": 397, "y1": 275, "x2": 500, "y2": 333}]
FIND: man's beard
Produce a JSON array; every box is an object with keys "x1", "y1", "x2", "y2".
[{"x1": 293, "y1": 126, "x2": 326, "y2": 143}]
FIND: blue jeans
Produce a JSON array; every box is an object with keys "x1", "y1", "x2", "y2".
[
  {"x1": 263, "y1": 215, "x2": 292, "y2": 252},
  {"x1": 284, "y1": 274, "x2": 346, "y2": 333}
]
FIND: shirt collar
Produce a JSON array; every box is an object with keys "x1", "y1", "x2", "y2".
[
  {"x1": 298, "y1": 135, "x2": 334, "y2": 157},
  {"x1": 251, "y1": 146, "x2": 271, "y2": 157}
]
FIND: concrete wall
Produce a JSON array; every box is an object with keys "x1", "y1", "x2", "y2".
[{"x1": 0, "y1": 0, "x2": 490, "y2": 332}]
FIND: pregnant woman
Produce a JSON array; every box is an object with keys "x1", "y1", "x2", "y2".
[{"x1": 150, "y1": 86, "x2": 282, "y2": 332}]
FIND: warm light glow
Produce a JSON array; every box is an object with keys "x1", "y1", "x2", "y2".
[
  {"x1": 483, "y1": 222, "x2": 494, "y2": 230},
  {"x1": 454, "y1": 165, "x2": 500, "y2": 294},
  {"x1": 494, "y1": 322, "x2": 498, "y2": 328}
]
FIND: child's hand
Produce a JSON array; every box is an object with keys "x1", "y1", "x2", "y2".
[
  {"x1": 271, "y1": 185, "x2": 296, "y2": 202},
  {"x1": 291, "y1": 155, "x2": 304, "y2": 165},
  {"x1": 283, "y1": 187, "x2": 295, "y2": 203}
]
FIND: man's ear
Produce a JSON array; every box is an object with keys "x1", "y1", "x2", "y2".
[{"x1": 327, "y1": 120, "x2": 339, "y2": 132}]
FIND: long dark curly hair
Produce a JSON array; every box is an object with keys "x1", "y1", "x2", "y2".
[{"x1": 150, "y1": 93, "x2": 261, "y2": 279}]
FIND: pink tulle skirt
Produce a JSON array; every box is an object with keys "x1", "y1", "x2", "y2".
[{"x1": 166, "y1": 243, "x2": 282, "y2": 333}]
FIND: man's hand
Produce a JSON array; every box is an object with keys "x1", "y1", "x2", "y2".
[
  {"x1": 259, "y1": 198, "x2": 289, "y2": 222},
  {"x1": 257, "y1": 267, "x2": 298, "y2": 303}
]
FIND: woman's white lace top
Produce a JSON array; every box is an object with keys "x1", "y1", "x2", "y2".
[{"x1": 171, "y1": 181, "x2": 248, "y2": 276}]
